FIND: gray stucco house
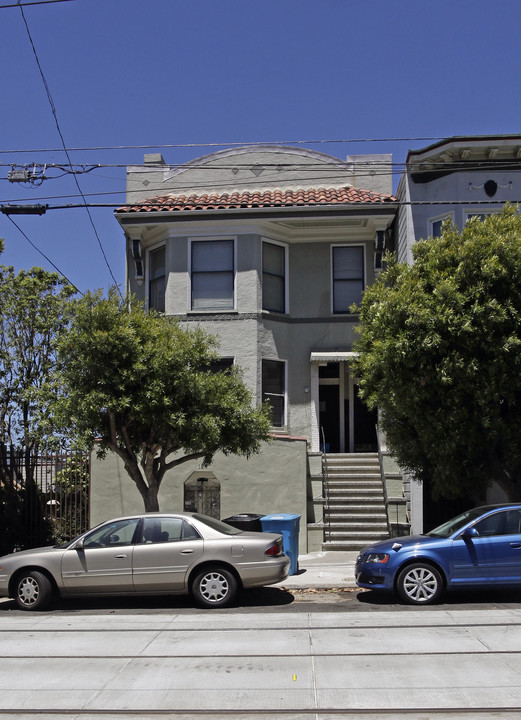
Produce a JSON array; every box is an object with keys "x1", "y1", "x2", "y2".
[
  {"x1": 91, "y1": 145, "x2": 403, "y2": 553},
  {"x1": 90, "y1": 134, "x2": 521, "y2": 551}
]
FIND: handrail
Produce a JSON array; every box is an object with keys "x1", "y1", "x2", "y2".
[
  {"x1": 375, "y1": 424, "x2": 392, "y2": 537},
  {"x1": 321, "y1": 426, "x2": 331, "y2": 542}
]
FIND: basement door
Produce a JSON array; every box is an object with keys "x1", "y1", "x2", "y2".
[{"x1": 183, "y1": 476, "x2": 221, "y2": 519}]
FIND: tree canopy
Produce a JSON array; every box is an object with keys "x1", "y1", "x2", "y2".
[
  {"x1": 354, "y1": 205, "x2": 521, "y2": 501},
  {"x1": 0, "y1": 266, "x2": 76, "y2": 460},
  {"x1": 0, "y1": 265, "x2": 76, "y2": 550},
  {"x1": 56, "y1": 290, "x2": 271, "y2": 511}
]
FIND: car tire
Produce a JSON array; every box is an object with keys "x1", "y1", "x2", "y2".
[
  {"x1": 396, "y1": 562, "x2": 443, "y2": 605},
  {"x1": 191, "y1": 566, "x2": 238, "y2": 608},
  {"x1": 14, "y1": 570, "x2": 53, "y2": 611}
]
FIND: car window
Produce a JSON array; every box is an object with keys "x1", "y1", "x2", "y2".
[
  {"x1": 427, "y1": 506, "x2": 496, "y2": 538},
  {"x1": 193, "y1": 513, "x2": 243, "y2": 535},
  {"x1": 83, "y1": 518, "x2": 140, "y2": 548},
  {"x1": 473, "y1": 510, "x2": 521, "y2": 537},
  {"x1": 140, "y1": 517, "x2": 201, "y2": 544}
]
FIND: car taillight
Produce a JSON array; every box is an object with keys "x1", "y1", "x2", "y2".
[{"x1": 265, "y1": 542, "x2": 282, "y2": 556}]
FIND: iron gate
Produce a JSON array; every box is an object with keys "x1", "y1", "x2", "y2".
[{"x1": 0, "y1": 448, "x2": 90, "y2": 552}]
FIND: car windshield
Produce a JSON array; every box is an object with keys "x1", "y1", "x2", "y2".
[
  {"x1": 193, "y1": 514, "x2": 243, "y2": 535},
  {"x1": 427, "y1": 505, "x2": 497, "y2": 538}
]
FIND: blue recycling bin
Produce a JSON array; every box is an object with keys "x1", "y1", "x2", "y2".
[{"x1": 260, "y1": 513, "x2": 301, "y2": 575}]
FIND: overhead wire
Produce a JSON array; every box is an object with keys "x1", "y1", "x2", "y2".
[
  {"x1": 0, "y1": 0, "x2": 75, "y2": 7},
  {"x1": 4, "y1": 215, "x2": 82, "y2": 294},
  {"x1": 15, "y1": 0, "x2": 122, "y2": 296},
  {"x1": 0, "y1": 136, "x2": 449, "y2": 155}
]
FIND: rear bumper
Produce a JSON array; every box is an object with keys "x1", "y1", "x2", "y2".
[{"x1": 239, "y1": 556, "x2": 290, "y2": 588}]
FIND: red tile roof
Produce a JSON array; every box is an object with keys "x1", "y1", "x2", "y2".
[{"x1": 118, "y1": 186, "x2": 396, "y2": 214}]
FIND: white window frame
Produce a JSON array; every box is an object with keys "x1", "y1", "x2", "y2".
[
  {"x1": 261, "y1": 358, "x2": 287, "y2": 430},
  {"x1": 428, "y1": 212, "x2": 454, "y2": 238},
  {"x1": 188, "y1": 237, "x2": 237, "y2": 312},
  {"x1": 262, "y1": 238, "x2": 289, "y2": 314},
  {"x1": 464, "y1": 209, "x2": 497, "y2": 224},
  {"x1": 146, "y1": 243, "x2": 166, "y2": 313},
  {"x1": 331, "y1": 244, "x2": 366, "y2": 315}
]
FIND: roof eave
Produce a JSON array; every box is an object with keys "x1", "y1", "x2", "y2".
[{"x1": 115, "y1": 202, "x2": 398, "y2": 226}]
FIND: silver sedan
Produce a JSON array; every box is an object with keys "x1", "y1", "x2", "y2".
[{"x1": 0, "y1": 512, "x2": 290, "y2": 610}]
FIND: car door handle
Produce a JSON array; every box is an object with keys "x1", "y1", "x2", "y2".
[
  {"x1": 510, "y1": 543, "x2": 521, "y2": 549},
  {"x1": 114, "y1": 554, "x2": 128, "y2": 558},
  {"x1": 181, "y1": 549, "x2": 194, "y2": 554}
]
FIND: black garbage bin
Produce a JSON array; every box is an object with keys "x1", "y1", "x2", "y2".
[{"x1": 223, "y1": 513, "x2": 264, "y2": 532}]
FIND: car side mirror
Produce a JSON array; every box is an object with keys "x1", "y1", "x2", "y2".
[
  {"x1": 72, "y1": 537, "x2": 84, "y2": 550},
  {"x1": 461, "y1": 527, "x2": 478, "y2": 540}
]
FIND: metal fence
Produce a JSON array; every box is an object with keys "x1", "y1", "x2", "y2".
[{"x1": 0, "y1": 448, "x2": 90, "y2": 551}]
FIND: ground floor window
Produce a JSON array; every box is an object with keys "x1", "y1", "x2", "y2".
[{"x1": 262, "y1": 359, "x2": 286, "y2": 428}]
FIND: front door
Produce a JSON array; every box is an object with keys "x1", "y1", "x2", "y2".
[
  {"x1": 451, "y1": 509, "x2": 521, "y2": 584},
  {"x1": 318, "y1": 361, "x2": 377, "y2": 453},
  {"x1": 61, "y1": 517, "x2": 139, "y2": 593}
]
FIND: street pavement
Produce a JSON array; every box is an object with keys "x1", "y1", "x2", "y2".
[
  {"x1": 2, "y1": 552, "x2": 521, "y2": 718},
  {"x1": 3, "y1": 603, "x2": 521, "y2": 718}
]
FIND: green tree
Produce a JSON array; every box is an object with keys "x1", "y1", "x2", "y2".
[
  {"x1": 0, "y1": 266, "x2": 76, "y2": 550},
  {"x1": 354, "y1": 205, "x2": 521, "y2": 502},
  {"x1": 55, "y1": 290, "x2": 271, "y2": 512}
]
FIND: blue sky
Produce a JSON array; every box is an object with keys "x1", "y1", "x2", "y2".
[{"x1": 1, "y1": 0, "x2": 520, "y2": 294}]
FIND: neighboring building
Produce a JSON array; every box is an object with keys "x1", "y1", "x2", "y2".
[
  {"x1": 91, "y1": 145, "x2": 400, "y2": 552},
  {"x1": 396, "y1": 134, "x2": 521, "y2": 528},
  {"x1": 396, "y1": 134, "x2": 521, "y2": 263}
]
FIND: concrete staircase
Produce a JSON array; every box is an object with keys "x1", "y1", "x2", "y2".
[{"x1": 322, "y1": 453, "x2": 390, "y2": 551}]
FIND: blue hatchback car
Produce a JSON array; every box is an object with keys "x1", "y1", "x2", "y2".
[{"x1": 355, "y1": 504, "x2": 521, "y2": 604}]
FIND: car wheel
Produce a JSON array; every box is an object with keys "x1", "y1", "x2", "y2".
[
  {"x1": 191, "y1": 567, "x2": 238, "y2": 608},
  {"x1": 396, "y1": 563, "x2": 443, "y2": 605},
  {"x1": 15, "y1": 570, "x2": 53, "y2": 611}
]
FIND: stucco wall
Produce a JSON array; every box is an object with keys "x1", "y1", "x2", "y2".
[{"x1": 90, "y1": 436, "x2": 309, "y2": 554}]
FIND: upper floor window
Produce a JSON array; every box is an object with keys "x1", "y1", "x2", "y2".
[
  {"x1": 191, "y1": 239, "x2": 234, "y2": 310},
  {"x1": 149, "y1": 246, "x2": 166, "y2": 313},
  {"x1": 262, "y1": 359, "x2": 286, "y2": 428},
  {"x1": 262, "y1": 241, "x2": 286, "y2": 313},
  {"x1": 465, "y1": 210, "x2": 496, "y2": 223},
  {"x1": 429, "y1": 214, "x2": 452, "y2": 238},
  {"x1": 208, "y1": 357, "x2": 234, "y2": 374},
  {"x1": 332, "y1": 245, "x2": 364, "y2": 313}
]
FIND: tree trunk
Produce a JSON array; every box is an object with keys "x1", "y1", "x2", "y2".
[
  {"x1": 142, "y1": 484, "x2": 160, "y2": 512},
  {"x1": 114, "y1": 446, "x2": 162, "y2": 513}
]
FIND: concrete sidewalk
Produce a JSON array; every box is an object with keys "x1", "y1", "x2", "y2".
[{"x1": 275, "y1": 550, "x2": 359, "y2": 589}]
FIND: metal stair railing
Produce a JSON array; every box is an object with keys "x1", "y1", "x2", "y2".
[
  {"x1": 375, "y1": 424, "x2": 392, "y2": 537},
  {"x1": 320, "y1": 426, "x2": 331, "y2": 543}
]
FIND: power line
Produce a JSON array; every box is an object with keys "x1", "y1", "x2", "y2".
[
  {"x1": 3, "y1": 199, "x2": 519, "y2": 212},
  {"x1": 0, "y1": 0, "x2": 75, "y2": 7},
  {"x1": 4, "y1": 215, "x2": 82, "y2": 294},
  {"x1": 17, "y1": 1, "x2": 122, "y2": 296},
  {"x1": 0, "y1": 137, "x2": 448, "y2": 155}
]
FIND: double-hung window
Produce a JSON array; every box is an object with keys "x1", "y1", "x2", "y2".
[
  {"x1": 149, "y1": 246, "x2": 166, "y2": 313},
  {"x1": 332, "y1": 245, "x2": 364, "y2": 313},
  {"x1": 191, "y1": 239, "x2": 234, "y2": 310},
  {"x1": 262, "y1": 241, "x2": 286, "y2": 313},
  {"x1": 465, "y1": 210, "x2": 495, "y2": 223},
  {"x1": 262, "y1": 359, "x2": 286, "y2": 428},
  {"x1": 427, "y1": 213, "x2": 453, "y2": 237}
]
